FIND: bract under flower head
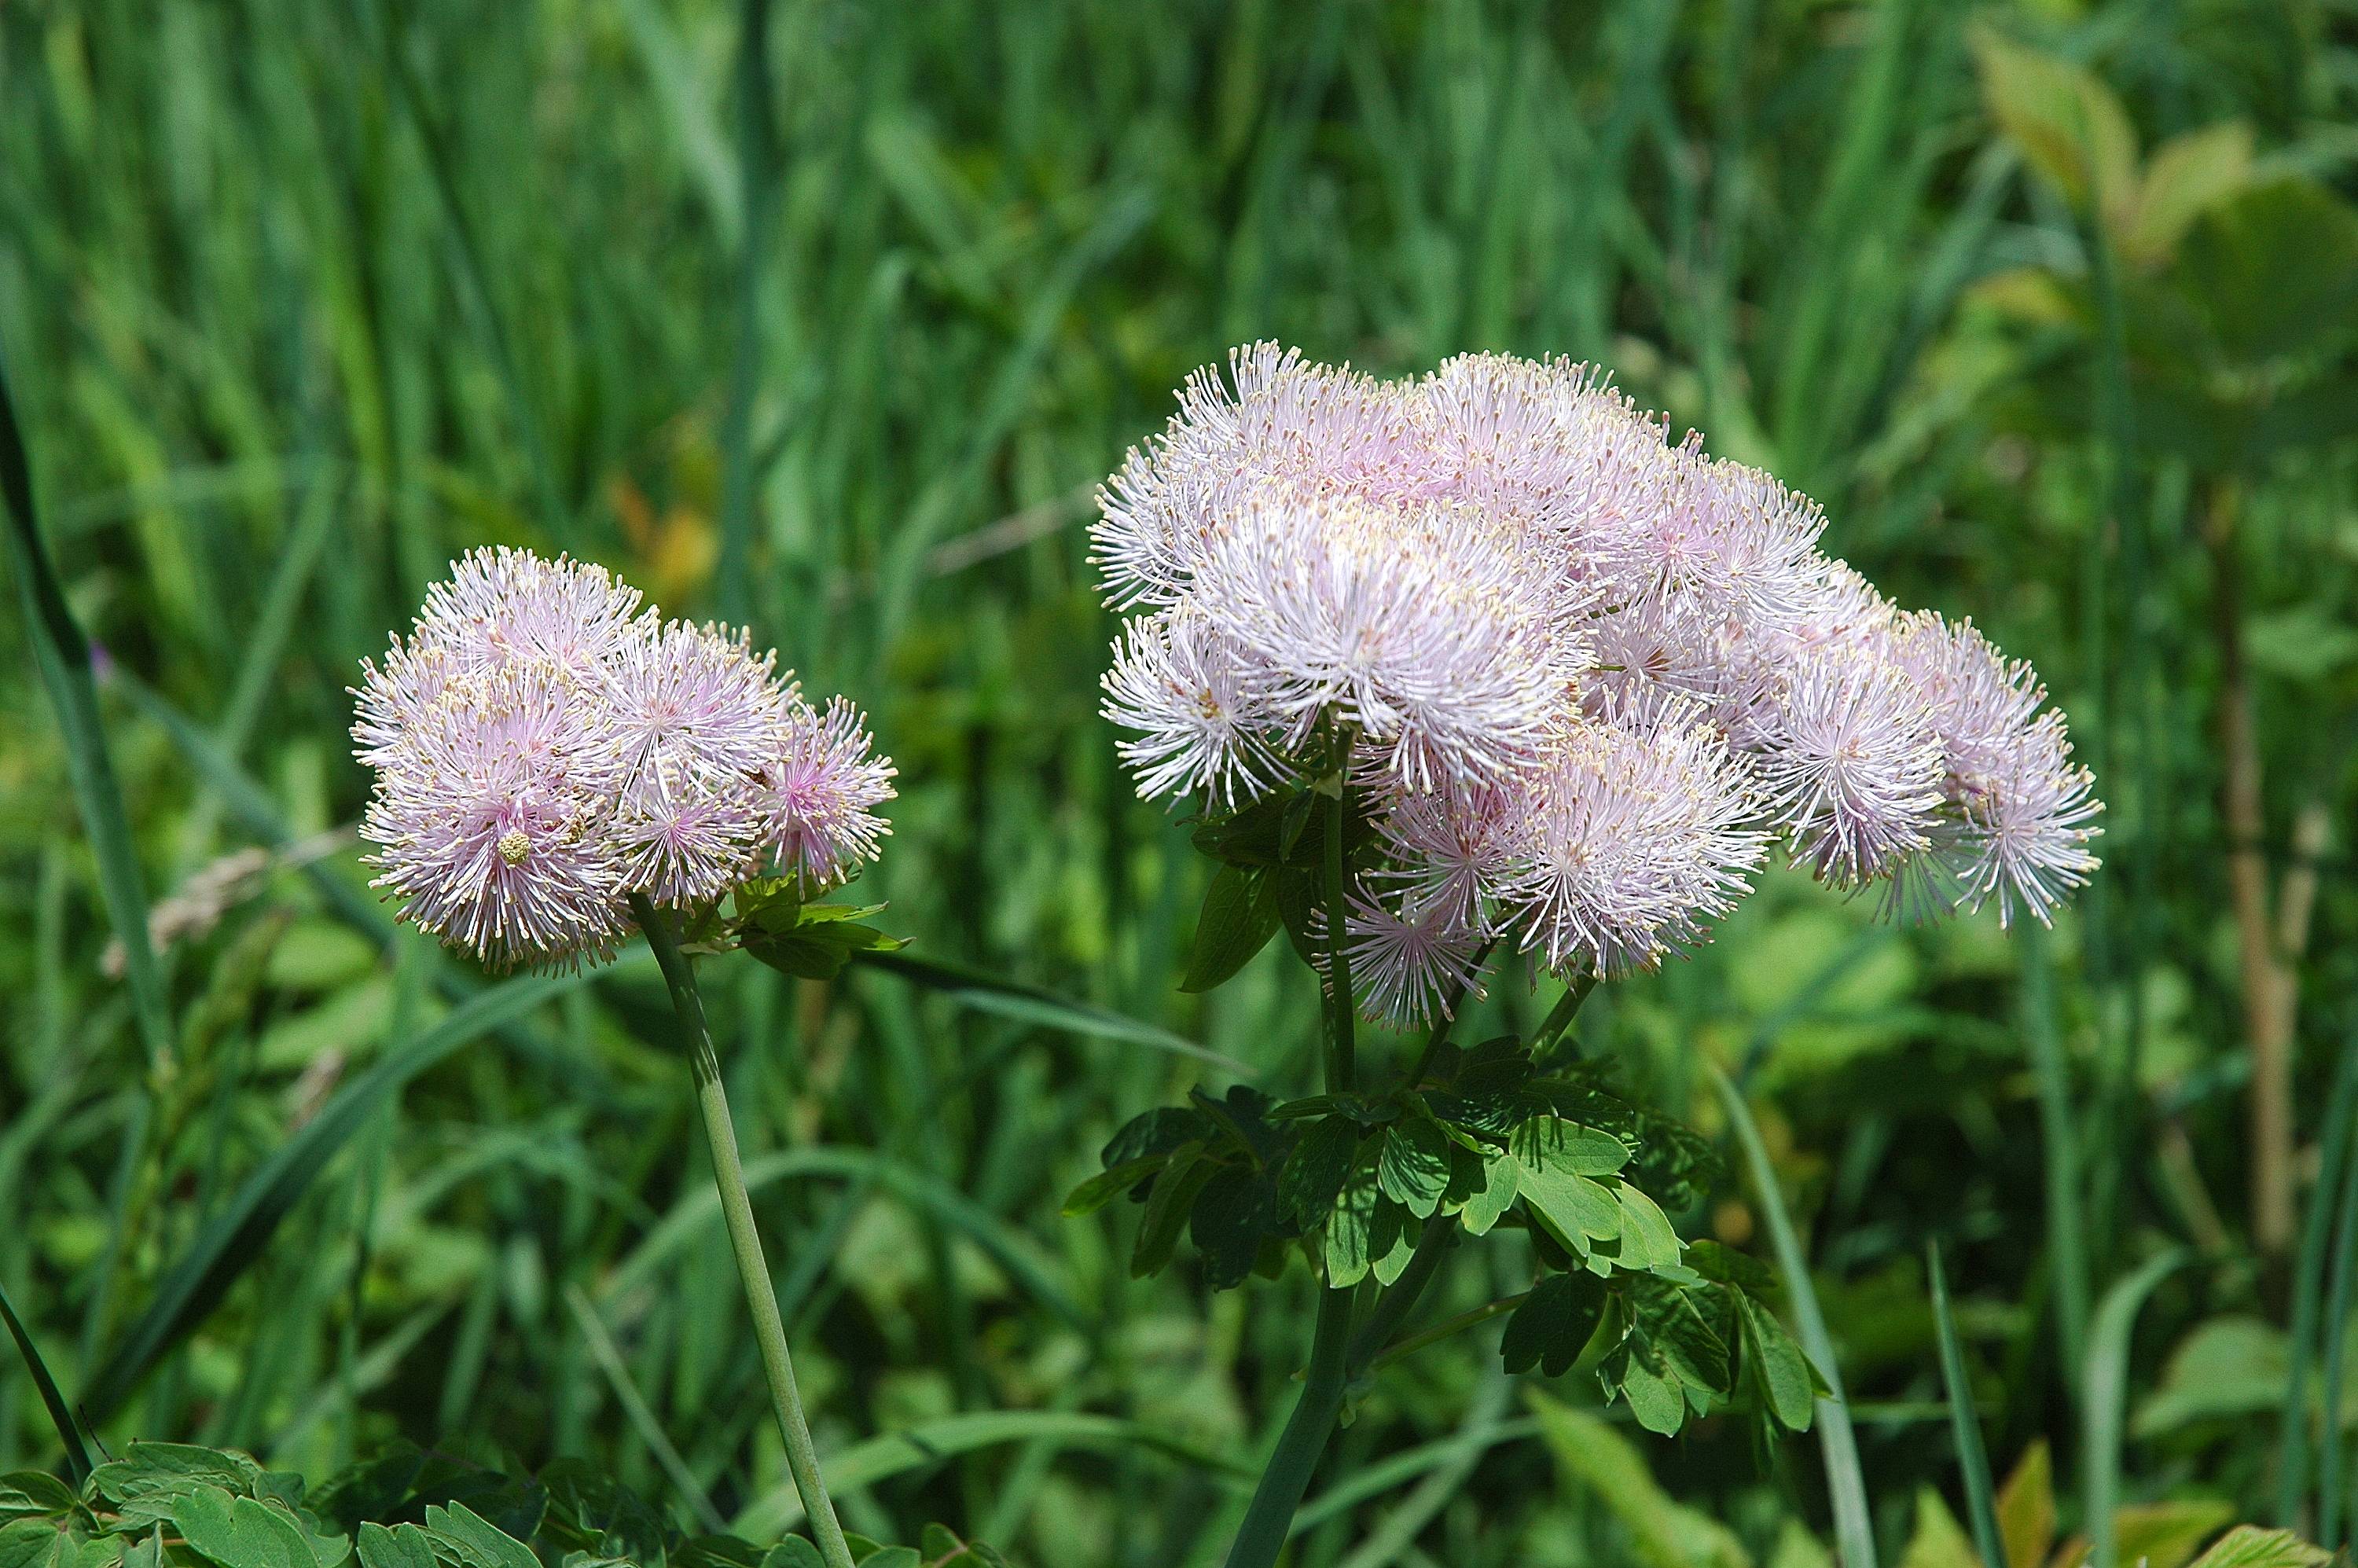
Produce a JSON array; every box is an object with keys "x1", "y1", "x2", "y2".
[
  {"x1": 353, "y1": 550, "x2": 896, "y2": 970},
  {"x1": 1097, "y1": 344, "x2": 2103, "y2": 1023}
]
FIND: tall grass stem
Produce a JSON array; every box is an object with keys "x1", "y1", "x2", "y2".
[{"x1": 1715, "y1": 1070, "x2": 1875, "y2": 1568}]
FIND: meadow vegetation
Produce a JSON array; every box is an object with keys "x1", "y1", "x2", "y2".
[{"x1": 3, "y1": 2, "x2": 2357, "y2": 1566}]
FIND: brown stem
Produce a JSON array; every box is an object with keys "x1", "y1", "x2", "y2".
[{"x1": 2208, "y1": 478, "x2": 2294, "y2": 1256}]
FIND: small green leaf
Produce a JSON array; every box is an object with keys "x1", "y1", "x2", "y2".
[
  {"x1": 1612, "y1": 1182, "x2": 1684, "y2": 1270},
  {"x1": 1632, "y1": 1280, "x2": 1731, "y2": 1399},
  {"x1": 1613, "y1": 1347, "x2": 1690, "y2": 1436},
  {"x1": 1369, "y1": 1202, "x2": 1418, "y2": 1286},
  {"x1": 1739, "y1": 1294, "x2": 1818, "y2": 1433},
  {"x1": 1325, "y1": 1159, "x2": 1381, "y2": 1288},
  {"x1": 0, "y1": 1522, "x2": 57, "y2": 1568},
  {"x1": 1102, "y1": 1107, "x2": 1209, "y2": 1169},
  {"x1": 2187, "y1": 1527, "x2": 2332, "y2": 1568},
  {"x1": 1278, "y1": 1119, "x2": 1361, "y2": 1228},
  {"x1": 1685, "y1": 1239, "x2": 1776, "y2": 1293},
  {"x1": 421, "y1": 1504, "x2": 535, "y2": 1568},
  {"x1": 1515, "y1": 1166, "x2": 1622, "y2": 1254},
  {"x1": 1376, "y1": 1119, "x2": 1453, "y2": 1219},
  {"x1": 732, "y1": 876, "x2": 803, "y2": 929},
  {"x1": 755, "y1": 1540, "x2": 827, "y2": 1568},
  {"x1": 1500, "y1": 1272, "x2": 1607, "y2": 1377},
  {"x1": 1460, "y1": 1152, "x2": 1519, "y2": 1236},
  {"x1": 793, "y1": 901, "x2": 890, "y2": 927},
  {"x1": 1129, "y1": 1144, "x2": 1216, "y2": 1279},
  {"x1": 1510, "y1": 1118, "x2": 1630, "y2": 1177},
  {"x1": 0, "y1": 1476, "x2": 76, "y2": 1526},
  {"x1": 174, "y1": 1486, "x2": 340, "y2": 1568},
  {"x1": 1062, "y1": 1156, "x2": 1169, "y2": 1217},
  {"x1": 1179, "y1": 866, "x2": 1282, "y2": 993},
  {"x1": 1189, "y1": 1167, "x2": 1275, "y2": 1290},
  {"x1": 354, "y1": 1526, "x2": 436, "y2": 1568}
]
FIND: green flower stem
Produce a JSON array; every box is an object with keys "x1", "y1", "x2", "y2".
[
  {"x1": 1225, "y1": 776, "x2": 1368, "y2": 1568},
  {"x1": 1322, "y1": 777, "x2": 1358, "y2": 1094},
  {"x1": 1364, "y1": 1289, "x2": 1530, "y2": 1376},
  {"x1": 632, "y1": 895, "x2": 854, "y2": 1568},
  {"x1": 1404, "y1": 939, "x2": 1497, "y2": 1088},
  {"x1": 1347, "y1": 1221, "x2": 1457, "y2": 1372},
  {"x1": 1226, "y1": 1280, "x2": 1355, "y2": 1568}
]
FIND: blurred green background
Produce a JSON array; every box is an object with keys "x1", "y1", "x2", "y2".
[{"x1": 4, "y1": 0, "x2": 2358, "y2": 1563}]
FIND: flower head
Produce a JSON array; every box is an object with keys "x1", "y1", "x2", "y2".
[
  {"x1": 359, "y1": 657, "x2": 630, "y2": 971},
  {"x1": 354, "y1": 551, "x2": 895, "y2": 968},
  {"x1": 1098, "y1": 345, "x2": 2102, "y2": 1016},
  {"x1": 764, "y1": 696, "x2": 898, "y2": 886}
]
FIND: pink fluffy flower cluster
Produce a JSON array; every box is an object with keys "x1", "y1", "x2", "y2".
[
  {"x1": 1097, "y1": 346, "x2": 2100, "y2": 1025},
  {"x1": 354, "y1": 549, "x2": 895, "y2": 971}
]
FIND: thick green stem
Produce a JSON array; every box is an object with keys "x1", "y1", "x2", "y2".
[
  {"x1": 1225, "y1": 1281, "x2": 1355, "y2": 1568},
  {"x1": 1225, "y1": 774, "x2": 1369, "y2": 1568},
  {"x1": 1323, "y1": 780, "x2": 1357, "y2": 1093},
  {"x1": 633, "y1": 896, "x2": 854, "y2": 1568}
]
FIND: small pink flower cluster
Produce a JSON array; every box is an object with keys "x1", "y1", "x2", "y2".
[
  {"x1": 1097, "y1": 346, "x2": 2099, "y2": 1023},
  {"x1": 354, "y1": 549, "x2": 895, "y2": 971}
]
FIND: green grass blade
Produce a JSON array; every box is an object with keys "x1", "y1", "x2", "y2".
[
  {"x1": 563, "y1": 1284, "x2": 727, "y2": 1534},
  {"x1": 2280, "y1": 1027, "x2": 2358, "y2": 1526},
  {"x1": 734, "y1": 1409, "x2": 1254, "y2": 1537},
  {"x1": 83, "y1": 969, "x2": 589, "y2": 1420},
  {"x1": 2083, "y1": 1249, "x2": 2187, "y2": 1568},
  {"x1": 0, "y1": 345, "x2": 174, "y2": 1070},
  {"x1": 1715, "y1": 1069, "x2": 1876, "y2": 1568},
  {"x1": 856, "y1": 948, "x2": 1255, "y2": 1074},
  {"x1": 714, "y1": 0, "x2": 776, "y2": 630},
  {"x1": 2314, "y1": 1129, "x2": 2358, "y2": 1550},
  {"x1": 1928, "y1": 1240, "x2": 2004, "y2": 1568},
  {"x1": 0, "y1": 1273, "x2": 92, "y2": 1482},
  {"x1": 2022, "y1": 920, "x2": 2091, "y2": 1381},
  {"x1": 603, "y1": 1143, "x2": 1088, "y2": 1332},
  {"x1": 112, "y1": 674, "x2": 590, "y2": 1080},
  {"x1": 380, "y1": 7, "x2": 563, "y2": 527}
]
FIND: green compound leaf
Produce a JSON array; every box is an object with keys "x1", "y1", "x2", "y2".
[
  {"x1": 1178, "y1": 865, "x2": 1282, "y2": 993},
  {"x1": 90, "y1": 1443, "x2": 278, "y2": 1530},
  {"x1": 1501, "y1": 1272, "x2": 1607, "y2": 1378},
  {"x1": 1376, "y1": 1118, "x2": 1454, "y2": 1219}
]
